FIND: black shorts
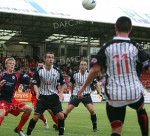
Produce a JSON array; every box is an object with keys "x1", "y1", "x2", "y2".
[
  {"x1": 106, "y1": 95, "x2": 144, "y2": 124},
  {"x1": 35, "y1": 94, "x2": 63, "y2": 115},
  {"x1": 69, "y1": 94, "x2": 93, "y2": 107}
]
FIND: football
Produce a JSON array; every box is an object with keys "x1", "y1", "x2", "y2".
[{"x1": 82, "y1": 0, "x2": 96, "y2": 10}]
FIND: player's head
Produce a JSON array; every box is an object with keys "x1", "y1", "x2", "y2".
[
  {"x1": 79, "y1": 60, "x2": 87, "y2": 71},
  {"x1": 5, "y1": 57, "x2": 16, "y2": 72},
  {"x1": 115, "y1": 16, "x2": 132, "y2": 34},
  {"x1": 37, "y1": 60, "x2": 44, "y2": 69},
  {"x1": 23, "y1": 67, "x2": 29, "y2": 73},
  {"x1": 43, "y1": 52, "x2": 54, "y2": 66}
]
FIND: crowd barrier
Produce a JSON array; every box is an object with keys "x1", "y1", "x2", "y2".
[
  {"x1": 144, "y1": 95, "x2": 150, "y2": 103},
  {"x1": 144, "y1": 89, "x2": 150, "y2": 103},
  {"x1": 14, "y1": 92, "x2": 150, "y2": 103},
  {"x1": 14, "y1": 92, "x2": 32, "y2": 101}
]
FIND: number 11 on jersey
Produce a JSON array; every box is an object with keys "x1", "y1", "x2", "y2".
[{"x1": 113, "y1": 53, "x2": 130, "y2": 75}]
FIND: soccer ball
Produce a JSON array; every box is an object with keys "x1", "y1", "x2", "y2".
[{"x1": 82, "y1": 0, "x2": 96, "y2": 10}]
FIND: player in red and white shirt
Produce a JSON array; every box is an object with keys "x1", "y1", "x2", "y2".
[{"x1": 78, "y1": 16, "x2": 150, "y2": 136}]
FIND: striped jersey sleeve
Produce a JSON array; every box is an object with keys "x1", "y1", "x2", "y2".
[
  {"x1": 136, "y1": 43, "x2": 150, "y2": 69},
  {"x1": 32, "y1": 69, "x2": 41, "y2": 87}
]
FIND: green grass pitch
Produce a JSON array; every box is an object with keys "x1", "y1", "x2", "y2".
[{"x1": 1, "y1": 102, "x2": 150, "y2": 136}]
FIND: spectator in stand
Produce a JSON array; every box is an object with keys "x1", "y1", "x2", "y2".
[{"x1": 0, "y1": 63, "x2": 4, "y2": 74}]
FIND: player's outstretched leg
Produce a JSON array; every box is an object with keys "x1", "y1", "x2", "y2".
[
  {"x1": 86, "y1": 103, "x2": 98, "y2": 132},
  {"x1": 26, "y1": 118, "x2": 37, "y2": 136},
  {"x1": 40, "y1": 114, "x2": 49, "y2": 129},
  {"x1": 137, "y1": 108, "x2": 149, "y2": 136},
  {"x1": 48, "y1": 109, "x2": 58, "y2": 130},
  {"x1": 51, "y1": 114, "x2": 58, "y2": 130},
  {"x1": 0, "y1": 117, "x2": 4, "y2": 126},
  {"x1": 14, "y1": 104, "x2": 32, "y2": 136},
  {"x1": 57, "y1": 112, "x2": 65, "y2": 136},
  {"x1": 91, "y1": 114, "x2": 98, "y2": 132}
]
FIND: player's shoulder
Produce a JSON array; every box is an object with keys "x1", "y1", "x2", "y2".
[
  {"x1": 70, "y1": 70, "x2": 79, "y2": 77},
  {"x1": 100, "y1": 40, "x2": 114, "y2": 50},
  {"x1": 104, "y1": 39, "x2": 116, "y2": 46},
  {"x1": 105, "y1": 39, "x2": 114, "y2": 45},
  {"x1": 36, "y1": 66, "x2": 44, "y2": 73},
  {"x1": 53, "y1": 65, "x2": 61, "y2": 72},
  {"x1": 38, "y1": 66, "x2": 44, "y2": 70},
  {"x1": 74, "y1": 70, "x2": 79, "y2": 75},
  {"x1": 130, "y1": 40, "x2": 141, "y2": 48},
  {"x1": 104, "y1": 38, "x2": 140, "y2": 48},
  {"x1": 12, "y1": 72, "x2": 18, "y2": 79},
  {"x1": 53, "y1": 65, "x2": 58, "y2": 69}
]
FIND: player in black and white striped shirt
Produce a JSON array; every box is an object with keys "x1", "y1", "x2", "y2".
[
  {"x1": 26, "y1": 52, "x2": 65, "y2": 136},
  {"x1": 64, "y1": 60, "x2": 101, "y2": 132},
  {"x1": 78, "y1": 16, "x2": 150, "y2": 136}
]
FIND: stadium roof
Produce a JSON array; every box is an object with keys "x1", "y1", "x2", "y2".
[{"x1": 0, "y1": 0, "x2": 150, "y2": 46}]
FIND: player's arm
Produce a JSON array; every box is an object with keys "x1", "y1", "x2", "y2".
[
  {"x1": 58, "y1": 71, "x2": 66, "y2": 101},
  {"x1": 70, "y1": 73, "x2": 75, "y2": 95},
  {"x1": 59, "y1": 83, "x2": 65, "y2": 101},
  {"x1": 147, "y1": 65, "x2": 150, "y2": 73},
  {"x1": 145, "y1": 60, "x2": 150, "y2": 73},
  {"x1": 0, "y1": 74, "x2": 6, "y2": 88},
  {"x1": 34, "y1": 85, "x2": 40, "y2": 100},
  {"x1": 138, "y1": 44, "x2": 150, "y2": 73},
  {"x1": 32, "y1": 71, "x2": 40, "y2": 100},
  {"x1": 14, "y1": 72, "x2": 21, "y2": 91},
  {"x1": 95, "y1": 81, "x2": 102, "y2": 96},
  {"x1": 71, "y1": 83, "x2": 75, "y2": 95},
  {"x1": 142, "y1": 59, "x2": 150, "y2": 73},
  {"x1": 78, "y1": 46, "x2": 106, "y2": 96},
  {"x1": 0, "y1": 80, "x2": 6, "y2": 88}
]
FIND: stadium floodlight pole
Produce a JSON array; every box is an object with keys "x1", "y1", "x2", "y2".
[{"x1": 87, "y1": 35, "x2": 91, "y2": 70}]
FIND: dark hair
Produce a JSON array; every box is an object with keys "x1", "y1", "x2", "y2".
[
  {"x1": 23, "y1": 67, "x2": 28, "y2": 70},
  {"x1": 115, "y1": 16, "x2": 132, "y2": 32},
  {"x1": 37, "y1": 59, "x2": 44, "y2": 63}
]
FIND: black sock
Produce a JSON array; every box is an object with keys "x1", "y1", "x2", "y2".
[
  {"x1": 91, "y1": 114, "x2": 97, "y2": 129},
  {"x1": 64, "y1": 113, "x2": 67, "y2": 120},
  {"x1": 111, "y1": 133, "x2": 121, "y2": 136},
  {"x1": 58, "y1": 119, "x2": 64, "y2": 135},
  {"x1": 137, "y1": 109, "x2": 149, "y2": 136},
  {"x1": 26, "y1": 118, "x2": 37, "y2": 135}
]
